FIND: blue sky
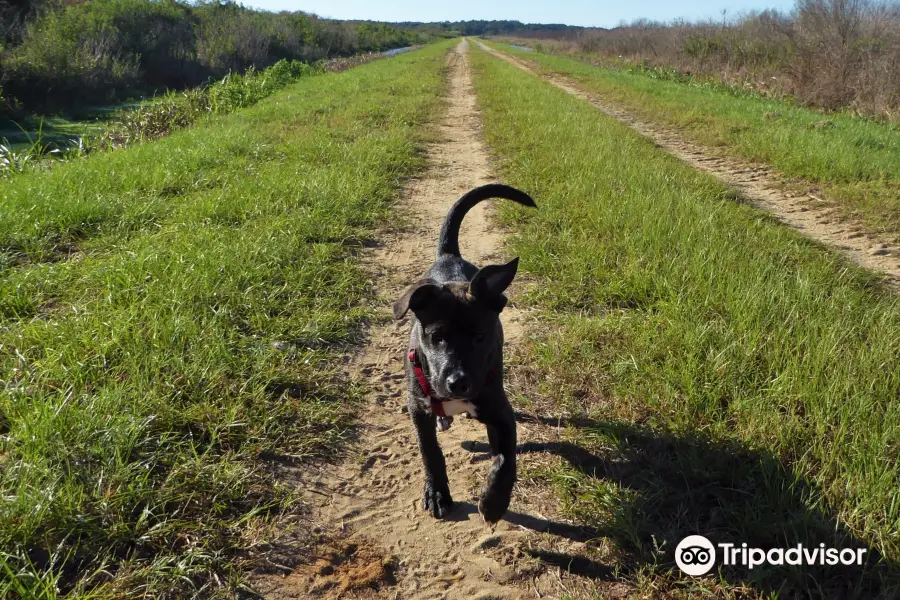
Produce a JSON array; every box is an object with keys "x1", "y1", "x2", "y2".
[{"x1": 242, "y1": 0, "x2": 796, "y2": 28}]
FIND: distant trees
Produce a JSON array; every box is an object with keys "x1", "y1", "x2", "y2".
[
  {"x1": 0, "y1": 0, "x2": 421, "y2": 115},
  {"x1": 392, "y1": 19, "x2": 585, "y2": 39}
]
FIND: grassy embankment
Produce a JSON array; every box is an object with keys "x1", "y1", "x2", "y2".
[
  {"x1": 0, "y1": 41, "x2": 451, "y2": 598},
  {"x1": 486, "y1": 41, "x2": 900, "y2": 240},
  {"x1": 471, "y1": 45, "x2": 900, "y2": 599},
  {"x1": 1, "y1": 59, "x2": 327, "y2": 177}
]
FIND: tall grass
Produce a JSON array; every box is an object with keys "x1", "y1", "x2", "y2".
[
  {"x1": 0, "y1": 41, "x2": 451, "y2": 597},
  {"x1": 0, "y1": 59, "x2": 325, "y2": 179},
  {"x1": 491, "y1": 41, "x2": 900, "y2": 237},
  {"x1": 0, "y1": 48, "x2": 417, "y2": 177},
  {"x1": 103, "y1": 59, "x2": 324, "y2": 148},
  {"x1": 471, "y1": 45, "x2": 900, "y2": 598}
]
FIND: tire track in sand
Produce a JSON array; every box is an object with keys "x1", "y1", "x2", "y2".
[
  {"x1": 476, "y1": 41, "x2": 900, "y2": 290},
  {"x1": 251, "y1": 40, "x2": 613, "y2": 600}
]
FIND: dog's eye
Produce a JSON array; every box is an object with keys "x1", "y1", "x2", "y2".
[
  {"x1": 430, "y1": 331, "x2": 446, "y2": 344},
  {"x1": 473, "y1": 334, "x2": 486, "y2": 345}
]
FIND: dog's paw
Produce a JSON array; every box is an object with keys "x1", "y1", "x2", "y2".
[
  {"x1": 478, "y1": 489, "x2": 511, "y2": 524},
  {"x1": 422, "y1": 484, "x2": 453, "y2": 519}
]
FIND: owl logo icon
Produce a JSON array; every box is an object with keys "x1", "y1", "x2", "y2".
[{"x1": 676, "y1": 535, "x2": 716, "y2": 576}]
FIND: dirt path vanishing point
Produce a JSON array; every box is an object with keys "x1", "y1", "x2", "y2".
[
  {"x1": 475, "y1": 42, "x2": 900, "y2": 290},
  {"x1": 251, "y1": 40, "x2": 611, "y2": 600}
]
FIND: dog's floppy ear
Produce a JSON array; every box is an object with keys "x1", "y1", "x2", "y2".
[
  {"x1": 393, "y1": 279, "x2": 442, "y2": 320},
  {"x1": 469, "y1": 258, "x2": 519, "y2": 310}
]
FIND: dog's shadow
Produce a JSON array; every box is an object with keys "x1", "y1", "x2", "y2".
[
  {"x1": 442, "y1": 497, "x2": 615, "y2": 580},
  {"x1": 461, "y1": 413, "x2": 900, "y2": 598}
]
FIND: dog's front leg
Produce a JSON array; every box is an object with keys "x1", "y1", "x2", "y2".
[
  {"x1": 479, "y1": 402, "x2": 517, "y2": 523},
  {"x1": 409, "y1": 402, "x2": 453, "y2": 518}
]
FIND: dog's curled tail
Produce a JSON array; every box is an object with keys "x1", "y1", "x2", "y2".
[{"x1": 437, "y1": 184, "x2": 536, "y2": 258}]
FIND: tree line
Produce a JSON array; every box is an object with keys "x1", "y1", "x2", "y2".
[
  {"x1": 392, "y1": 19, "x2": 584, "y2": 38},
  {"x1": 0, "y1": 0, "x2": 421, "y2": 115}
]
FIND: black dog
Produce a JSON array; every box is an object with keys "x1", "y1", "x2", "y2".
[{"x1": 393, "y1": 184, "x2": 536, "y2": 523}]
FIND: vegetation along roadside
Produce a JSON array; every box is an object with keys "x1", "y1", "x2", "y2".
[
  {"x1": 488, "y1": 41, "x2": 900, "y2": 240},
  {"x1": 471, "y1": 43, "x2": 900, "y2": 598},
  {"x1": 1, "y1": 59, "x2": 324, "y2": 177},
  {"x1": 0, "y1": 41, "x2": 451, "y2": 598},
  {"x1": 0, "y1": 0, "x2": 421, "y2": 116}
]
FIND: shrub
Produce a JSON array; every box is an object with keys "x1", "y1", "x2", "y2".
[
  {"x1": 91, "y1": 59, "x2": 322, "y2": 148},
  {"x1": 0, "y1": 0, "x2": 421, "y2": 115},
  {"x1": 2, "y1": 0, "x2": 187, "y2": 109},
  {"x1": 557, "y1": 0, "x2": 900, "y2": 116},
  {"x1": 207, "y1": 59, "x2": 321, "y2": 113}
]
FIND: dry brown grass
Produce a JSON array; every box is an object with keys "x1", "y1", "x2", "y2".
[{"x1": 521, "y1": 0, "x2": 900, "y2": 118}]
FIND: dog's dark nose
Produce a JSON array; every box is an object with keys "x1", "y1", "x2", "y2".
[{"x1": 446, "y1": 372, "x2": 471, "y2": 397}]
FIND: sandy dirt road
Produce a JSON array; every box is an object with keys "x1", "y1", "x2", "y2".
[{"x1": 251, "y1": 40, "x2": 614, "y2": 600}]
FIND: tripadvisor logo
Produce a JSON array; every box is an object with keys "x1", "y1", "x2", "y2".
[
  {"x1": 675, "y1": 535, "x2": 868, "y2": 576},
  {"x1": 676, "y1": 535, "x2": 716, "y2": 576}
]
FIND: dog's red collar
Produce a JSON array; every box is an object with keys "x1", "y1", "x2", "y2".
[
  {"x1": 408, "y1": 348, "x2": 498, "y2": 418},
  {"x1": 409, "y1": 348, "x2": 448, "y2": 417}
]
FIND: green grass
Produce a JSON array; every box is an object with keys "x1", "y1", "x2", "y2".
[
  {"x1": 470, "y1": 44, "x2": 900, "y2": 599},
  {"x1": 487, "y1": 41, "x2": 900, "y2": 239},
  {"x1": 0, "y1": 40, "x2": 451, "y2": 597},
  {"x1": 1, "y1": 60, "x2": 328, "y2": 180}
]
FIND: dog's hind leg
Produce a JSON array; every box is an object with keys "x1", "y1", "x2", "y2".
[
  {"x1": 478, "y1": 401, "x2": 517, "y2": 523},
  {"x1": 410, "y1": 404, "x2": 454, "y2": 518}
]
